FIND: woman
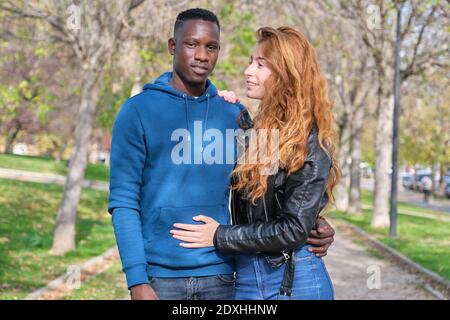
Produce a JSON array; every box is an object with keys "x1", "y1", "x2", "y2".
[{"x1": 170, "y1": 26, "x2": 340, "y2": 300}]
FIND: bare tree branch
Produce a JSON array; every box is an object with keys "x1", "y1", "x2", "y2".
[{"x1": 401, "y1": 4, "x2": 439, "y2": 81}]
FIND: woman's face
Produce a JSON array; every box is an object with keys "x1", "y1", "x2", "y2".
[{"x1": 244, "y1": 43, "x2": 272, "y2": 100}]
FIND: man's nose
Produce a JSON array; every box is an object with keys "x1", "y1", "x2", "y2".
[{"x1": 194, "y1": 46, "x2": 208, "y2": 61}]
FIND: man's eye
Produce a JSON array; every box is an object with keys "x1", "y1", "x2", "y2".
[
  {"x1": 187, "y1": 43, "x2": 196, "y2": 48},
  {"x1": 208, "y1": 46, "x2": 217, "y2": 51}
]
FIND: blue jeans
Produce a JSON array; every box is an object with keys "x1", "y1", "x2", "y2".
[
  {"x1": 149, "y1": 274, "x2": 235, "y2": 300},
  {"x1": 234, "y1": 245, "x2": 334, "y2": 300}
]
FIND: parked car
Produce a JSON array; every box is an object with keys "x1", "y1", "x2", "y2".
[
  {"x1": 444, "y1": 175, "x2": 450, "y2": 185},
  {"x1": 402, "y1": 174, "x2": 414, "y2": 190}
]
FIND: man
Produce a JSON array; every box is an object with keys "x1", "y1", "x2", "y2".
[{"x1": 109, "y1": 8, "x2": 335, "y2": 300}]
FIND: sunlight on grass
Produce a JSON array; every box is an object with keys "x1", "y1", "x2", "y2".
[
  {"x1": 0, "y1": 154, "x2": 109, "y2": 182},
  {"x1": 0, "y1": 178, "x2": 113, "y2": 299}
]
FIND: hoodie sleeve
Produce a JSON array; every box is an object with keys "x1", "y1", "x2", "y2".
[{"x1": 108, "y1": 101, "x2": 148, "y2": 289}]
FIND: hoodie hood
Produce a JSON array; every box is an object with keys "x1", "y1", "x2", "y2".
[
  {"x1": 142, "y1": 72, "x2": 217, "y2": 145},
  {"x1": 142, "y1": 72, "x2": 218, "y2": 101}
]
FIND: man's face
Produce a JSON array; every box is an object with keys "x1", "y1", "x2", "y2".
[{"x1": 169, "y1": 19, "x2": 220, "y2": 86}]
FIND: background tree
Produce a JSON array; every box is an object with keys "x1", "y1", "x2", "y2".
[
  {"x1": 0, "y1": 41, "x2": 55, "y2": 154},
  {"x1": 1, "y1": 0, "x2": 151, "y2": 255},
  {"x1": 401, "y1": 69, "x2": 450, "y2": 195},
  {"x1": 329, "y1": 0, "x2": 449, "y2": 227}
]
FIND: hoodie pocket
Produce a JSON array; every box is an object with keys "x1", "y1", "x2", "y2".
[{"x1": 148, "y1": 204, "x2": 230, "y2": 269}]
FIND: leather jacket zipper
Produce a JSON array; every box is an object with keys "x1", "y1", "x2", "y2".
[
  {"x1": 274, "y1": 193, "x2": 282, "y2": 209},
  {"x1": 262, "y1": 196, "x2": 269, "y2": 222},
  {"x1": 246, "y1": 197, "x2": 252, "y2": 223}
]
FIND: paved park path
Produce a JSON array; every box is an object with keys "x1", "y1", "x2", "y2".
[
  {"x1": 325, "y1": 220, "x2": 437, "y2": 300},
  {"x1": 0, "y1": 168, "x2": 109, "y2": 191}
]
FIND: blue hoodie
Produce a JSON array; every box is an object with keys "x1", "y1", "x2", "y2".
[{"x1": 108, "y1": 72, "x2": 244, "y2": 288}]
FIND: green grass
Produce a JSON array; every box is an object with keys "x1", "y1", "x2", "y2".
[
  {"x1": 61, "y1": 260, "x2": 128, "y2": 300},
  {"x1": 361, "y1": 189, "x2": 448, "y2": 219},
  {"x1": 328, "y1": 191, "x2": 450, "y2": 281},
  {"x1": 0, "y1": 178, "x2": 114, "y2": 300},
  {"x1": 0, "y1": 153, "x2": 109, "y2": 182}
]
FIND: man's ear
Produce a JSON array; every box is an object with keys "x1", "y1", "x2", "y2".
[{"x1": 168, "y1": 37, "x2": 176, "y2": 56}]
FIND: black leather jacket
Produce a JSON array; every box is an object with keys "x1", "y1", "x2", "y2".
[{"x1": 213, "y1": 126, "x2": 332, "y2": 294}]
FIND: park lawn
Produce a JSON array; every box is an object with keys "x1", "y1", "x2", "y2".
[
  {"x1": 360, "y1": 189, "x2": 449, "y2": 220},
  {"x1": 0, "y1": 178, "x2": 114, "y2": 300},
  {"x1": 0, "y1": 153, "x2": 109, "y2": 182},
  {"x1": 61, "y1": 260, "x2": 128, "y2": 300},
  {"x1": 328, "y1": 191, "x2": 450, "y2": 281}
]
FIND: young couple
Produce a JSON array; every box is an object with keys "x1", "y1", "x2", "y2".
[{"x1": 108, "y1": 8, "x2": 340, "y2": 300}]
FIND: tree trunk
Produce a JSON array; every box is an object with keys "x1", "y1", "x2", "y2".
[
  {"x1": 56, "y1": 139, "x2": 69, "y2": 163},
  {"x1": 431, "y1": 163, "x2": 439, "y2": 196},
  {"x1": 348, "y1": 104, "x2": 365, "y2": 215},
  {"x1": 439, "y1": 162, "x2": 446, "y2": 195},
  {"x1": 49, "y1": 68, "x2": 100, "y2": 256},
  {"x1": 371, "y1": 93, "x2": 394, "y2": 227},
  {"x1": 335, "y1": 116, "x2": 351, "y2": 211},
  {"x1": 4, "y1": 121, "x2": 21, "y2": 154}
]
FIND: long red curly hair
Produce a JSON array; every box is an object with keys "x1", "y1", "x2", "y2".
[{"x1": 232, "y1": 26, "x2": 341, "y2": 206}]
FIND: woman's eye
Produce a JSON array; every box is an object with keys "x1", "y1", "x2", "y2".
[{"x1": 257, "y1": 63, "x2": 264, "y2": 68}]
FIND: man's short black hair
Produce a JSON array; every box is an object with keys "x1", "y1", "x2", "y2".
[{"x1": 174, "y1": 8, "x2": 220, "y2": 36}]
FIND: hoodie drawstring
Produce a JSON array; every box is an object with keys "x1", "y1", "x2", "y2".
[
  {"x1": 183, "y1": 93, "x2": 210, "y2": 152},
  {"x1": 183, "y1": 94, "x2": 190, "y2": 141},
  {"x1": 204, "y1": 93, "x2": 210, "y2": 134}
]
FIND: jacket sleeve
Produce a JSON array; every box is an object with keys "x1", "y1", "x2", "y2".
[
  {"x1": 108, "y1": 101, "x2": 149, "y2": 289},
  {"x1": 214, "y1": 135, "x2": 332, "y2": 253}
]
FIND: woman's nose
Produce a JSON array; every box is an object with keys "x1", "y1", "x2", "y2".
[{"x1": 244, "y1": 64, "x2": 253, "y2": 77}]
